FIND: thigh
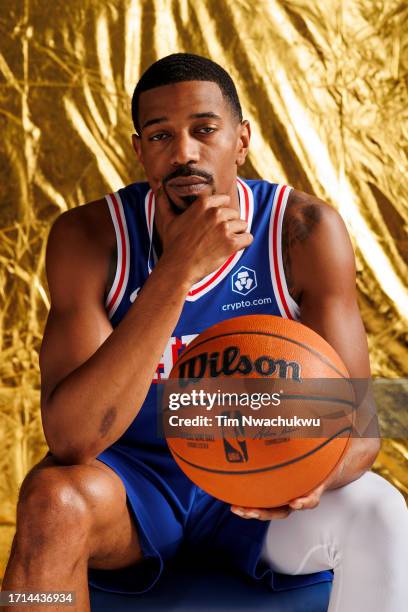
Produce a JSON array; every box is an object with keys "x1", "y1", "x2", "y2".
[
  {"x1": 20, "y1": 451, "x2": 142, "y2": 571},
  {"x1": 260, "y1": 471, "x2": 394, "y2": 575},
  {"x1": 185, "y1": 487, "x2": 268, "y2": 560}
]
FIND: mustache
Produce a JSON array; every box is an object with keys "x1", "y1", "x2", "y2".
[{"x1": 164, "y1": 166, "x2": 214, "y2": 184}]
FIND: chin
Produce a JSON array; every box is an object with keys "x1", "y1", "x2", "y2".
[
  {"x1": 181, "y1": 195, "x2": 198, "y2": 206},
  {"x1": 169, "y1": 194, "x2": 197, "y2": 214}
]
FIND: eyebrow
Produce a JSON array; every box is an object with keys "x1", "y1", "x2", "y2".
[{"x1": 141, "y1": 112, "x2": 222, "y2": 130}]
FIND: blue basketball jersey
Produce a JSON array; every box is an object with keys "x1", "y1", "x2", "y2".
[
  {"x1": 103, "y1": 177, "x2": 300, "y2": 452},
  {"x1": 88, "y1": 178, "x2": 334, "y2": 595}
]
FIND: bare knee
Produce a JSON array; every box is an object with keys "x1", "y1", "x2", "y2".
[
  {"x1": 12, "y1": 454, "x2": 142, "y2": 572},
  {"x1": 15, "y1": 465, "x2": 92, "y2": 554}
]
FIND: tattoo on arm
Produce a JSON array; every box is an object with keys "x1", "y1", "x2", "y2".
[
  {"x1": 99, "y1": 406, "x2": 117, "y2": 437},
  {"x1": 282, "y1": 194, "x2": 322, "y2": 304}
]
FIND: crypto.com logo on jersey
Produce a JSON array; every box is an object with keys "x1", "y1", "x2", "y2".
[{"x1": 231, "y1": 266, "x2": 257, "y2": 296}]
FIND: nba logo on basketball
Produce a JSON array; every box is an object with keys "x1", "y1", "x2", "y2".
[
  {"x1": 167, "y1": 315, "x2": 355, "y2": 508},
  {"x1": 220, "y1": 410, "x2": 249, "y2": 463}
]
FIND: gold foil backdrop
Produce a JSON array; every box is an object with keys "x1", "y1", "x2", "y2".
[{"x1": 0, "y1": 0, "x2": 407, "y2": 579}]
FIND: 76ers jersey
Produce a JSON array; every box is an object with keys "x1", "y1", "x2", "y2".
[
  {"x1": 87, "y1": 179, "x2": 335, "y2": 595},
  {"x1": 103, "y1": 177, "x2": 300, "y2": 452}
]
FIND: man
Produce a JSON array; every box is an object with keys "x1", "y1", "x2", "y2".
[{"x1": 2, "y1": 53, "x2": 407, "y2": 612}]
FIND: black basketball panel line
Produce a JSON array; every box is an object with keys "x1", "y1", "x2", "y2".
[
  {"x1": 176, "y1": 330, "x2": 348, "y2": 379},
  {"x1": 167, "y1": 427, "x2": 352, "y2": 475}
]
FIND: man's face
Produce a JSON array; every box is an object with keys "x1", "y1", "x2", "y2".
[{"x1": 132, "y1": 80, "x2": 250, "y2": 213}]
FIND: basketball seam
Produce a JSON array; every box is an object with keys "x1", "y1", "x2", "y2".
[
  {"x1": 176, "y1": 331, "x2": 348, "y2": 379},
  {"x1": 167, "y1": 426, "x2": 352, "y2": 475}
]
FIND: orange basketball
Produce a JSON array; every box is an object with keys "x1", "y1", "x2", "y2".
[{"x1": 163, "y1": 315, "x2": 354, "y2": 508}]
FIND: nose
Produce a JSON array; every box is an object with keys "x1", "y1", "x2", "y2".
[{"x1": 170, "y1": 130, "x2": 200, "y2": 166}]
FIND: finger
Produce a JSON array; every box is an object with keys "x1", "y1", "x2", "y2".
[
  {"x1": 223, "y1": 219, "x2": 249, "y2": 235},
  {"x1": 288, "y1": 482, "x2": 325, "y2": 508},
  {"x1": 232, "y1": 231, "x2": 254, "y2": 249},
  {"x1": 289, "y1": 491, "x2": 322, "y2": 510},
  {"x1": 289, "y1": 498, "x2": 320, "y2": 510},
  {"x1": 288, "y1": 500, "x2": 304, "y2": 510},
  {"x1": 260, "y1": 508, "x2": 292, "y2": 520},
  {"x1": 202, "y1": 193, "x2": 232, "y2": 210},
  {"x1": 211, "y1": 204, "x2": 241, "y2": 222},
  {"x1": 231, "y1": 505, "x2": 292, "y2": 520}
]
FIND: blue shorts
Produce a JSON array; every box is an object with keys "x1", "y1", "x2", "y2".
[{"x1": 87, "y1": 443, "x2": 333, "y2": 595}]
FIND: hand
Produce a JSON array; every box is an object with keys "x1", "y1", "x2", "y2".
[
  {"x1": 230, "y1": 483, "x2": 326, "y2": 520},
  {"x1": 153, "y1": 183, "x2": 253, "y2": 285},
  {"x1": 230, "y1": 461, "x2": 344, "y2": 520}
]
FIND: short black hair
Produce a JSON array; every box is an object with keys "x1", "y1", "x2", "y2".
[{"x1": 131, "y1": 53, "x2": 243, "y2": 133}]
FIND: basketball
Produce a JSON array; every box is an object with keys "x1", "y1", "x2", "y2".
[{"x1": 163, "y1": 314, "x2": 355, "y2": 508}]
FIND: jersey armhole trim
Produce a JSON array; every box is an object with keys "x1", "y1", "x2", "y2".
[
  {"x1": 269, "y1": 184, "x2": 301, "y2": 321},
  {"x1": 104, "y1": 191, "x2": 130, "y2": 320}
]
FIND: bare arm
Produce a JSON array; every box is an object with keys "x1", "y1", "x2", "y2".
[
  {"x1": 231, "y1": 190, "x2": 380, "y2": 520},
  {"x1": 287, "y1": 191, "x2": 380, "y2": 490},
  {"x1": 40, "y1": 207, "x2": 191, "y2": 465},
  {"x1": 41, "y1": 189, "x2": 252, "y2": 465}
]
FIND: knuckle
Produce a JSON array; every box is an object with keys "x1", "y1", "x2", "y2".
[
  {"x1": 230, "y1": 236, "x2": 241, "y2": 250},
  {"x1": 212, "y1": 194, "x2": 230, "y2": 207},
  {"x1": 231, "y1": 233, "x2": 245, "y2": 247},
  {"x1": 214, "y1": 206, "x2": 226, "y2": 222},
  {"x1": 203, "y1": 197, "x2": 217, "y2": 211},
  {"x1": 221, "y1": 220, "x2": 230, "y2": 235},
  {"x1": 205, "y1": 206, "x2": 218, "y2": 221},
  {"x1": 243, "y1": 232, "x2": 254, "y2": 246},
  {"x1": 226, "y1": 235, "x2": 237, "y2": 249}
]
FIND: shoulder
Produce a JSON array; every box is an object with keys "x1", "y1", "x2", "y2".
[
  {"x1": 285, "y1": 188, "x2": 352, "y2": 253},
  {"x1": 48, "y1": 198, "x2": 113, "y2": 246},
  {"x1": 47, "y1": 198, "x2": 116, "y2": 264},
  {"x1": 283, "y1": 189, "x2": 356, "y2": 299},
  {"x1": 285, "y1": 188, "x2": 342, "y2": 232},
  {"x1": 46, "y1": 198, "x2": 115, "y2": 306}
]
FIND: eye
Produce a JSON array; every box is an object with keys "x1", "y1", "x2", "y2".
[
  {"x1": 149, "y1": 132, "x2": 169, "y2": 142},
  {"x1": 197, "y1": 127, "x2": 216, "y2": 134}
]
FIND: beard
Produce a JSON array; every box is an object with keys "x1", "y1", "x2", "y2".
[{"x1": 167, "y1": 193, "x2": 198, "y2": 215}]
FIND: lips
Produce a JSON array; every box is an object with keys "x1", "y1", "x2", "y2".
[
  {"x1": 167, "y1": 176, "x2": 209, "y2": 187},
  {"x1": 167, "y1": 176, "x2": 210, "y2": 196}
]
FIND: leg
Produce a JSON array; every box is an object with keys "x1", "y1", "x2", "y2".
[
  {"x1": 2, "y1": 452, "x2": 143, "y2": 611},
  {"x1": 260, "y1": 472, "x2": 408, "y2": 612}
]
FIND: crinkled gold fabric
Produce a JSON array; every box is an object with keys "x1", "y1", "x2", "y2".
[{"x1": 0, "y1": 0, "x2": 407, "y2": 578}]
